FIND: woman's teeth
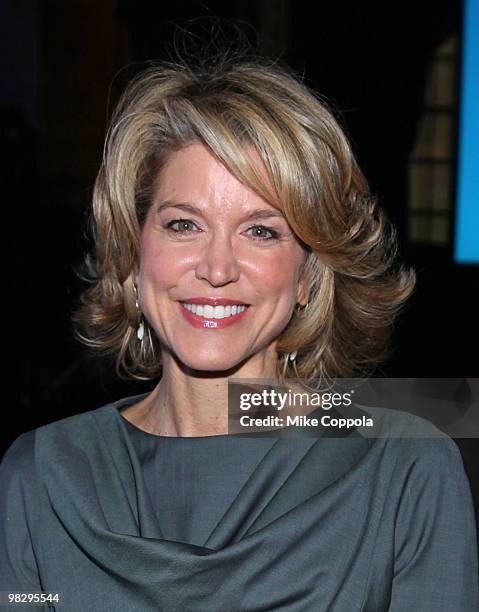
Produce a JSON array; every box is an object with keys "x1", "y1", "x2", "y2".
[{"x1": 182, "y1": 303, "x2": 248, "y2": 319}]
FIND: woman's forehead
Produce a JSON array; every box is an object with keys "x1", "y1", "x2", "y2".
[
  {"x1": 153, "y1": 142, "x2": 282, "y2": 215},
  {"x1": 157, "y1": 142, "x2": 268, "y2": 180}
]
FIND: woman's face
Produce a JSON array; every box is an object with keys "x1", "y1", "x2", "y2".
[{"x1": 138, "y1": 142, "x2": 307, "y2": 375}]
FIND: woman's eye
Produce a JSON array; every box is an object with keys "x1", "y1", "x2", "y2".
[
  {"x1": 164, "y1": 220, "x2": 279, "y2": 241},
  {"x1": 248, "y1": 225, "x2": 280, "y2": 240},
  {"x1": 165, "y1": 219, "x2": 198, "y2": 233}
]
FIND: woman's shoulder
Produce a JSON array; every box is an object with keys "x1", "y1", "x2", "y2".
[
  {"x1": 354, "y1": 406, "x2": 470, "y2": 509},
  {"x1": 0, "y1": 393, "x2": 145, "y2": 474},
  {"x1": 356, "y1": 402, "x2": 461, "y2": 452},
  {"x1": 385, "y1": 434, "x2": 467, "y2": 486},
  {"x1": 334, "y1": 403, "x2": 469, "y2": 496},
  {"x1": 0, "y1": 429, "x2": 40, "y2": 511},
  {"x1": 0, "y1": 429, "x2": 36, "y2": 480}
]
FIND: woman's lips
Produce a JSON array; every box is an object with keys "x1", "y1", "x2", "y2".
[{"x1": 179, "y1": 303, "x2": 250, "y2": 329}]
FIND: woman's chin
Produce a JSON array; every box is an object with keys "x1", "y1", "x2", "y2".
[{"x1": 171, "y1": 351, "x2": 255, "y2": 376}]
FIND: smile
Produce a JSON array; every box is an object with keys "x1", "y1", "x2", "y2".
[
  {"x1": 183, "y1": 303, "x2": 248, "y2": 318},
  {"x1": 179, "y1": 302, "x2": 250, "y2": 329}
]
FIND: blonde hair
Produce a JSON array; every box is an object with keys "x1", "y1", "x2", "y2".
[{"x1": 73, "y1": 53, "x2": 415, "y2": 382}]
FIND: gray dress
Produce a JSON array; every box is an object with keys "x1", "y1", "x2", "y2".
[{"x1": 1, "y1": 392, "x2": 478, "y2": 611}]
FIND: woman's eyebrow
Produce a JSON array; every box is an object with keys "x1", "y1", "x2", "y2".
[{"x1": 155, "y1": 201, "x2": 286, "y2": 221}]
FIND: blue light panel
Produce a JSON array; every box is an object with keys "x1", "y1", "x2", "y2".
[{"x1": 454, "y1": 0, "x2": 479, "y2": 263}]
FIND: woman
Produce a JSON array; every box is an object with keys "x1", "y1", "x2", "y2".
[{"x1": 1, "y1": 52, "x2": 478, "y2": 611}]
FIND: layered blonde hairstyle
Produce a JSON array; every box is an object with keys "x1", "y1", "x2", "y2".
[{"x1": 73, "y1": 52, "x2": 416, "y2": 382}]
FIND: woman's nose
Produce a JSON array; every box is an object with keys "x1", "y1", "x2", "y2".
[{"x1": 194, "y1": 232, "x2": 241, "y2": 287}]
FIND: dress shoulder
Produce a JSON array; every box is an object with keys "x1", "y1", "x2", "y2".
[
  {"x1": 0, "y1": 400, "x2": 118, "y2": 483},
  {"x1": 386, "y1": 434, "x2": 479, "y2": 610},
  {"x1": 1, "y1": 429, "x2": 36, "y2": 474}
]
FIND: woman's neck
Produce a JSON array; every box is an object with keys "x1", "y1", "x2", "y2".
[{"x1": 126, "y1": 349, "x2": 279, "y2": 437}]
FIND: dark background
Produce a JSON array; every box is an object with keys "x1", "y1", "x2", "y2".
[{"x1": 1, "y1": 0, "x2": 478, "y2": 530}]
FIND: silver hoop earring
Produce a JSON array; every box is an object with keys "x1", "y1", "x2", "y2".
[{"x1": 288, "y1": 350, "x2": 297, "y2": 362}]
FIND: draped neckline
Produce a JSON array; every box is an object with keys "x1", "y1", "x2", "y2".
[{"x1": 34, "y1": 393, "x2": 377, "y2": 609}]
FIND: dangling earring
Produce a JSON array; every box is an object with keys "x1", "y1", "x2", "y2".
[
  {"x1": 133, "y1": 283, "x2": 145, "y2": 342},
  {"x1": 284, "y1": 300, "x2": 309, "y2": 368}
]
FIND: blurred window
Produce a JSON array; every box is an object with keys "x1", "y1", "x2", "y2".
[{"x1": 408, "y1": 33, "x2": 459, "y2": 244}]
